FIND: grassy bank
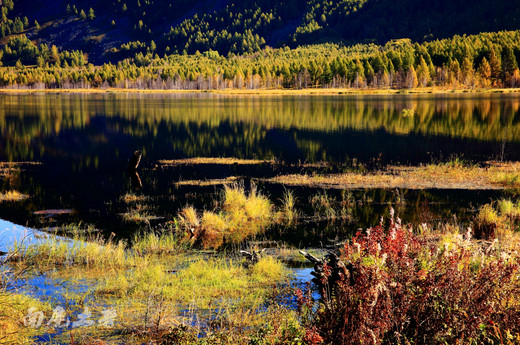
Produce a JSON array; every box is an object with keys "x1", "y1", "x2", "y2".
[
  {"x1": 3, "y1": 227, "x2": 300, "y2": 344},
  {"x1": 267, "y1": 161, "x2": 520, "y2": 190}
]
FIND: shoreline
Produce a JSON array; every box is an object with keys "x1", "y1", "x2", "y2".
[{"x1": 0, "y1": 87, "x2": 520, "y2": 96}]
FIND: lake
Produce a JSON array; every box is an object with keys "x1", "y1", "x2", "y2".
[{"x1": 0, "y1": 92, "x2": 518, "y2": 242}]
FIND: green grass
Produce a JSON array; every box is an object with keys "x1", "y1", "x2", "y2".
[
  {"x1": 276, "y1": 189, "x2": 298, "y2": 226},
  {"x1": 10, "y1": 232, "x2": 133, "y2": 269},
  {"x1": 132, "y1": 229, "x2": 183, "y2": 256},
  {"x1": 3, "y1": 227, "x2": 297, "y2": 344},
  {"x1": 121, "y1": 203, "x2": 154, "y2": 223}
]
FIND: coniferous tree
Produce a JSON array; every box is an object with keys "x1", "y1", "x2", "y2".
[
  {"x1": 502, "y1": 46, "x2": 518, "y2": 85},
  {"x1": 406, "y1": 66, "x2": 418, "y2": 89},
  {"x1": 488, "y1": 49, "x2": 501, "y2": 85},
  {"x1": 416, "y1": 56, "x2": 430, "y2": 87},
  {"x1": 478, "y1": 57, "x2": 491, "y2": 87},
  {"x1": 461, "y1": 57, "x2": 474, "y2": 86}
]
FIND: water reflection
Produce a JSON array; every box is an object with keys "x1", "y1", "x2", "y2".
[
  {"x1": 0, "y1": 93, "x2": 519, "y2": 165},
  {"x1": 0, "y1": 93, "x2": 517, "y2": 238}
]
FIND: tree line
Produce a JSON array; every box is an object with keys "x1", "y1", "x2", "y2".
[{"x1": 1, "y1": 30, "x2": 520, "y2": 90}]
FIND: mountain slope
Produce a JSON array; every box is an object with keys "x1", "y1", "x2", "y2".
[{"x1": 1, "y1": 0, "x2": 520, "y2": 63}]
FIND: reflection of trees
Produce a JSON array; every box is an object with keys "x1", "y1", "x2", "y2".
[{"x1": 0, "y1": 94, "x2": 520, "y2": 162}]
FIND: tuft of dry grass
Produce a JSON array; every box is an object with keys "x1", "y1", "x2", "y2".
[
  {"x1": 158, "y1": 157, "x2": 273, "y2": 166},
  {"x1": 121, "y1": 193, "x2": 147, "y2": 204},
  {"x1": 178, "y1": 184, "x2": 273, "y2": 249},
  {"x1": 0, "y1": 190, "x2": 29, "y2": 202},
  {"x1": 175, "y1": 176, "x2": 240, "y2": 187}
]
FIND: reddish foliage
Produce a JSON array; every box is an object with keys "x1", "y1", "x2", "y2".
[{"x1": 299, "y1": 215, "x2": 520, "y2": 345}]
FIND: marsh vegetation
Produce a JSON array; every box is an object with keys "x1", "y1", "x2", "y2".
[{"x1": 1, "y1": 94, "x2": 520, "y2": 344}]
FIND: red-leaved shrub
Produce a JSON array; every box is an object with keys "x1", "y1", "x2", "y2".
[{"x1": 298, "y1": 214, "x2": 520, "y2": 345}]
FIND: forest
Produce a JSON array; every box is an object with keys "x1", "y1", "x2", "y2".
[
  {"x1": 1, "y1": 0, "x2": 520, "y2": 89},
  {"x1": 0, "y1": 30, "x2": 520, "y2": 90}
]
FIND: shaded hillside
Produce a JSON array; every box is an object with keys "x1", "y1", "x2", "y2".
[{"x1": 1, "y1": 0, "x2": 520, "y2": 64}]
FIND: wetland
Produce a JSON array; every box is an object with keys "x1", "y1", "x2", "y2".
[{"x1": 2, "y1": 93, "x2": 520, "y2": 344}]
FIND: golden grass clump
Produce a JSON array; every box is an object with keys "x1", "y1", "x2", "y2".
[
  {"x1": 179, "y1": 184, "x2": 273, "y2": 249},
  {"x1": 0, "y1": 190, "x2": 29, "y2": 202},
  {"x1": 199, "y1": 211, "x2": 227, "y2": 249},
  {"x1": 121, "y1": 203, "x2": 154, "y2": 223},
  {"x1": 471, "y1": 200, "x2": 520, "y2": 239},
  {"x1": 158, "y1": 157, "x2": 272, "y2": 166},
  {"x1": 473, "y1": 203, "x2": 500, "y2": 239},
  {"x1": 121, "y1": 193, "x2": 147, "y2": 204},
  {"x1": 177, "y1": 206, "x2": 200, "y2": 229},
  {"x1": 497, "y1": 199, "x2": 520, "y2": 220},
  {"x1": 250, "y1": 256, "x2": 286, "y2": 282}
]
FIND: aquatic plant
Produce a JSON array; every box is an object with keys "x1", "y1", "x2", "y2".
[
  {"x1": 121, "y1": 193, "x2": 147, "y2": 204},
  {"x1": 0, "y1": 247, "x2": 50, "y2": 344},
  {"x1": 0, "y1": 292, "x2": 49, "y2": 344},
  {"x1": 93, "y1": 256, "x2": 290, "y2": 342},
  {"x1": 0, "y1": 190, "x2": 29, "y2": 202},
  {"x1": 4, "y1": 228, "x2": 295, "y2": 344},
  {"x1": 132, "y1": 228, "x2": 183, "y2": 256},
  {"x1": 298, "y1": 215, "x2": 520, "y2": 345},
  {"x1": 121, "y1": 203, "x2": 154, "y2": 224},
  {"x1": 270, "y1": 161, "x2": 520, "y2": 190},
  {"x1": 275, "y1": 189, "x2": 299, "y2": 226},
  {"x1": 11, "y1": 232, "x2": 133, "y2": 269},
  {"x1": 178, "y1": 184, "x2": 273, "y2": 249},
  {"x1": 309, "y1": 190, "x2": 353, "y2": 222}
]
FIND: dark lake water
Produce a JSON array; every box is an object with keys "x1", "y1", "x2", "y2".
[{"x1": 0, "y1": 93, "x2": 518, "y2": 243}]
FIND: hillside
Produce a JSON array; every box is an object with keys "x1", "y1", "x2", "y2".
[{"x1": 1, "y1": 0, "x2": 520, "y2": 64}]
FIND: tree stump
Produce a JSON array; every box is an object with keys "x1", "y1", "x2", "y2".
[{"x1": 128, "y1": 150, "x2": 142, "y2": 172}]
